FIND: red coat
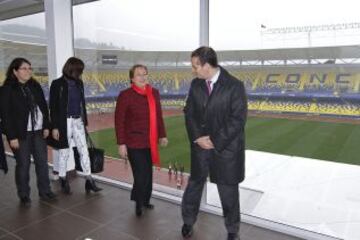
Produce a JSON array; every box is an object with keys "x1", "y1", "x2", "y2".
[{"x1": 115, "y1": 87, "x2": 166, "y2": 149}]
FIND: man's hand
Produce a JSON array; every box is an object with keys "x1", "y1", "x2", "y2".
[
  {"x1": 118, "y1": 144, "x2": 128, "y2": 159},
  {"x1": 195, "y1": 136, "x2": 214, "y2": 150},
  {"x1": 52, "y1": 129, "x2": 60, "y2": 141},
  {"x1": 10, "y1": 139, "x2": 19, "y2": 150}
]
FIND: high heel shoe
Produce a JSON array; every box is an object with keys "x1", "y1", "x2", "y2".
[
  {"x1": 60, "y1": 178, "x2": 71, "y2": 194},
  {"x1": 85, "y1": 178, "x2": 103, "y2": 193}
]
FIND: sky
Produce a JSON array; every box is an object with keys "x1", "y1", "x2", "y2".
[{"x1": 2, "y1": 0, "x2": 360, "y2": 51}]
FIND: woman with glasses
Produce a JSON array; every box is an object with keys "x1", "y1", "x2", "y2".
[
  {"x1": 115, "y1": 64, "x2": 168, "y2": 216},
  {"x1": 49, "y1": 57, "x2": 102, "y2": 194},
  {"x1": 0, "y1": 58, "x2": 56, "y2": 206}
]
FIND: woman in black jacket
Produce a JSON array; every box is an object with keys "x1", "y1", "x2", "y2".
[
  {"x1": 1, "y1": 58, "x2": 56, "y2": 206},
  {"x1": 49, "y1": 57, "x2": 101, "y2": 194}
]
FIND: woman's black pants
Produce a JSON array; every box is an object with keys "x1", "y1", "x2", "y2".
[
  {"x1": 128, "y1": 148, "x2": 153, "y2": 206},
  {"x1": 13, "y1": 131, "x2": 51, "y2": 198}
]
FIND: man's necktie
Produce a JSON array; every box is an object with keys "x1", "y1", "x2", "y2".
[{"x1": 206, "y1": 80, "x2": 212, "y2": 95}]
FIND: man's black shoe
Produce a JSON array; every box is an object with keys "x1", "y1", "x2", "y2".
[
  {"x1": 227, "y1": 233, "x2": 240, "y2": 240},
  {"x1": 40, "y1": 192, "x2": 57, "y2": 201},
  {"x1": 144, "y1": 203, "x2": 154, "y2": 209},
  {"x1": 181, "y1": 224, "x2": 193, "y2": 238}
]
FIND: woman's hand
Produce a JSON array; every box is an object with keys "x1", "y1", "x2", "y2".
[
  {"x1": 10, "y1": 139, "x2": 19, "y2": 150},
  {"x1": 118, "y1": 144, "x2": 128, "y2": 159},
  {"x1": 159, "y1": 138, "x2": 168, "y2": 147},
  {"x1": 52, "y1": 129, "x2": 60, "y2": 140},
  {"x1": 43, "y1": 129, "x2": 49, "y2": 139}
]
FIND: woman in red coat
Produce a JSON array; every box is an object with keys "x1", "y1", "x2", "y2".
[{"x1": 115, "y1": 64, "x2": 168, "y2": 216}]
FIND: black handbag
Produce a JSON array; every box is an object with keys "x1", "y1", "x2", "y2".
[{"x1": 74, "y1": 131, "x2": 104, "y2": 173}]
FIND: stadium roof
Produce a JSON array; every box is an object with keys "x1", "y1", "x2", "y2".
[
  {"x1": 218, "y1": 45, "x2": 360, "y2": 62},
  {"x1": 86, "y1": 45, "x2": 360, "y2": 66},
  {"x1": 2, "y1": 39, "x2": 360, "y2": 67},
  {"x1": 0, "y1": 0, "x2": 98, "y2": 20}
]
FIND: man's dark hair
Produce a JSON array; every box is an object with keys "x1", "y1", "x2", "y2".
[
  {"x1": 191, "y1": 46, "x2": 218, "y2": 67},
  {"x1": 62, "y1": 57, "x2": 85, "y2": 80}
]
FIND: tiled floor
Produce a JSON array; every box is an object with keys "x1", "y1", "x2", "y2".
[{"x1": 0, "y1": 157, "x2": 303, "y2": 240}]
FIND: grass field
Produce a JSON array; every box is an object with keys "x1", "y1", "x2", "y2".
[{"x1": 90, "y1": 115, "x2": 360, "y2": 171}]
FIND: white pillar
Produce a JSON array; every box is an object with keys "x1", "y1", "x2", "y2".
[
  {"x1": 44, "y1": 0, "x2": 74, "y2": 83},
  {"x1": 199, "y1": 0, "x2": 210, "y2": 208},
  {"x1": 199, "y1": 0, "x2": 209, "y2": 46},
  {"x1": 44, "y1": 0, "x2": 75, "y2": 173}
]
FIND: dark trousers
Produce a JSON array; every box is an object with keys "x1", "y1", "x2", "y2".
[
  {"x1": 182, "y1": 151, "x2": 240, "y2": 234},
  {"x1": 0, "y1": 132, "x2": 7, "y2": 173},
  {"x1": 128, "y1": 148, "x2": 153, "y2": 206},
  {"x1": 13, "y1": 131, "x2": 51, "y2": 198}
]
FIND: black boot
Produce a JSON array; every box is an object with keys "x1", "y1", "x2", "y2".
[
  {"x1": 20, "y1": 196, "x2": 31, "y2": 207},
  {"x1": 85, "y1": 178, "x2": 103, "y2": 194},
  {"x1": 227, "y1": 233, "x2": 240, "y2": 240},
  {"x1": 60, "y1": 177, "x2": 71, "y2": 194}
]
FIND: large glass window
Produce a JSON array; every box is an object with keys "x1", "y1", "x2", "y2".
[
  {"x1": 209, "y1": 1, "x2": 360, "y2": 240},
  {"x1": 72, "y1": 0, "x2": 198, "y2": 192},
  {"x1": 2, "y1": 1, "x2": 360, "y2": 239},
  {"x1": 0, "y1": 13, "x2": 49, "y2": 154},
  {"x1": 0, "y1": 13, "x2": 48, "y2": 88},
  {"x1": 210, "y1": 0, "x2": 360, "y2": 50}
]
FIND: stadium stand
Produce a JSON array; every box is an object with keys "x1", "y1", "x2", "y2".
[{"x1": 1, "y1": 40, "x2": 359, "y2": 117}]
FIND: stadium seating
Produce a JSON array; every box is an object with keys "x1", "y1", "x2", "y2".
[
  {"x1": 1, "y1": 67, "x2": 359, "y2": 117},
  {"x1": 78, "y1": 68, "x2": 359, "y2": 117}
]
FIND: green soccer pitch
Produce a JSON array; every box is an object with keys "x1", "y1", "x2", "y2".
[{"x1": 90, "y1": 115, "x2": 360, "y2": 171}]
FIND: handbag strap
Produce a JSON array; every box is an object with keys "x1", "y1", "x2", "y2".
[{"x1": 85, "y1": 129, "x2": 95, "y2": 149}]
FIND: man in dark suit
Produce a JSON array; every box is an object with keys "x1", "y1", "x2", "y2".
[{"x1": 181, "y1": 47, "x2": 247, "y2": 240}]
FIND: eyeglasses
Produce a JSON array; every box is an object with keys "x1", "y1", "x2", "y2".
[
  {"x1": 18, "y1": 67, "x2": 33, "y2": 71},
  {"x1": 134, "y1": 73, "x2": 148, "y2": 78}
]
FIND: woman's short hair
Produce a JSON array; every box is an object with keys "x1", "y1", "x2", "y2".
[
  {"x1": 129, "y1": 64, "x2": 148, "y2": 81},
  {"x1": 62, "y1": 57, "x2": 85, "y2": 80}
]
